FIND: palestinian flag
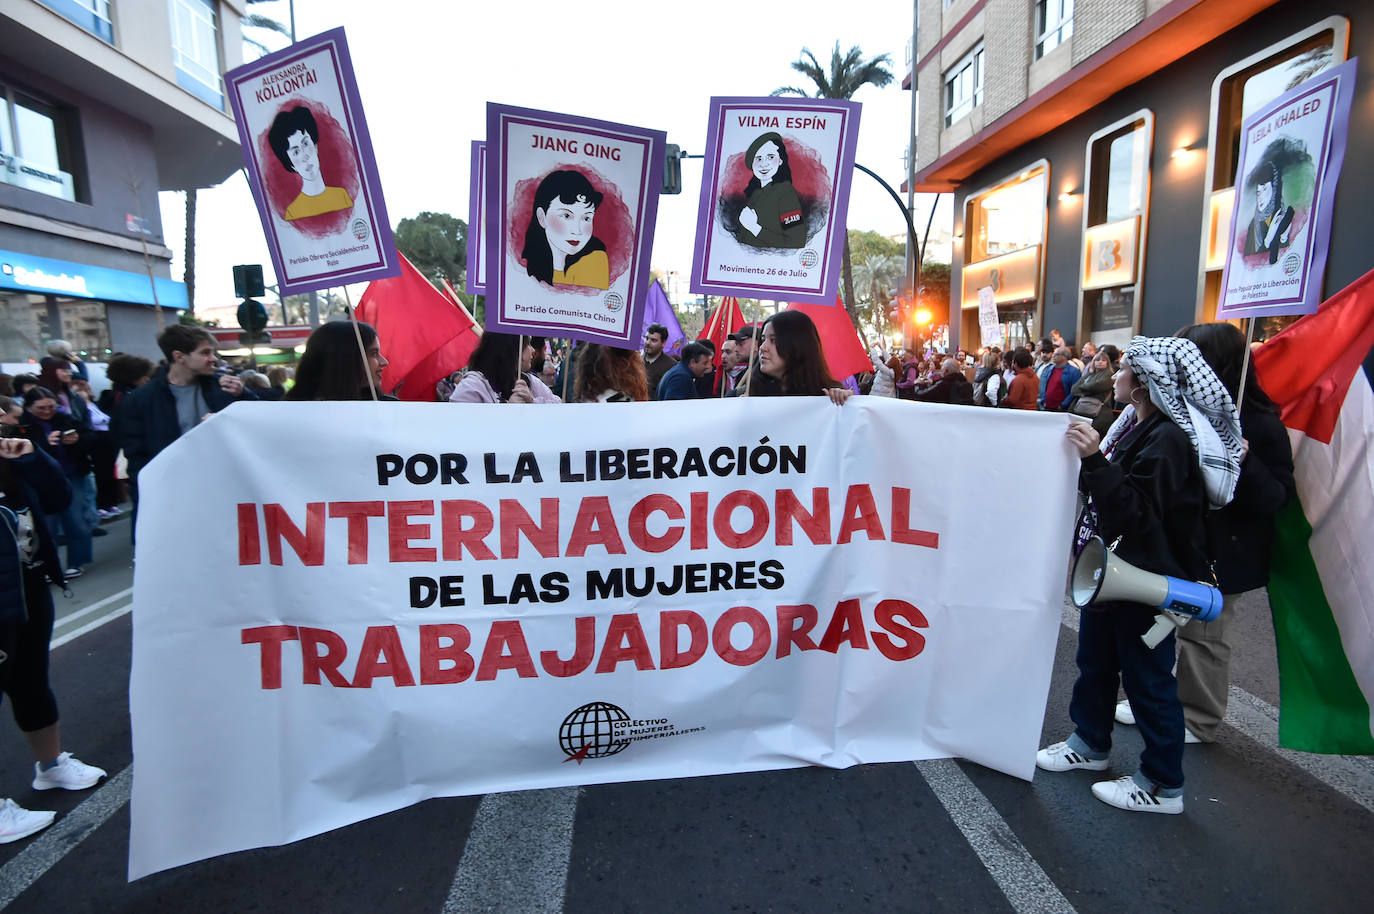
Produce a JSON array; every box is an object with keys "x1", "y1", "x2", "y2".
[{"x1": 1253, "y1": 267, "x2": 1374, "y2": 754}]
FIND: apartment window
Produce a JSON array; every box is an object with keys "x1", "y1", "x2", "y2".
[
  {"x1": 1035, "y1": 0, "x2": 1074, "y2": 59},
  {"x1": 170, "y1": 0, "x2": 224, "y2": 110},
  {"x1": 1196, "y1": 17, "x2": 1347, "y2": 324},
  {"x1": 38, "y1": 0, "x2": 114, "y2": 44},
  {"x1": 0, "y1": 84, "x2": 81, "y2": 203},
  {"x1": 944, "y1": 44, "x2": 984, "y2": 128}
]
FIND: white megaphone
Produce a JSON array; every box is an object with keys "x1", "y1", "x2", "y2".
[{"x1": 1071, "y1": 536, "x2": 1223, "y2": 648}]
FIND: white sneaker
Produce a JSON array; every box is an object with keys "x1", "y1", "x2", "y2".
[
  {"x1": 1185, "y1": 727, "x2": 1203, "y2": 744},
  {"x1": 1092, "y1": 776, "x2": 1184, "y2": 814},
  {"x1": 0, "y1": 798, "x2": 55, "y2": 843},
  {"x1": 1115, "y1": 700, "x2": 1135, "y2": 725},
  {"x1": 32, "y1": 752, "x2": 106, "y2": 791},
  {"x1": 1036, "y1": 740, "x2": 1110, "y2": 772}
]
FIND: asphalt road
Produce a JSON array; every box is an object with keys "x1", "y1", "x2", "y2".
[{"x1": 1, "y1": 520, "x2": 1371, "y2": 913}]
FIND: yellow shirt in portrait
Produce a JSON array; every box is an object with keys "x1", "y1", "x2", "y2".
[
  {"x1": 553, "y1": 249, "x2": 609, "y2": 289},
  {"x1": 285, "y1": 186, "x2": 354, "y2": 221}
]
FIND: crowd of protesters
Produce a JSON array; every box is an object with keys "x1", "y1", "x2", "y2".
[{"x1": 0, "y1": 308, "x2": 1292, "y2": 841}]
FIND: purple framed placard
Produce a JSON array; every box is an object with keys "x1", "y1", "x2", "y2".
[
  {"x1": 1217, "y1": 58, "x2": 1357, "y2": 320},
  {"x1": 466, "y1": 141, "x2": 487, "y2": 295},
  {"x1": 485, "y1": 104, "x2": 664, "y2": 347},
  {"x1": 224, "y1": 28, "x2": 398, "y2": 296},
  {"x1": 690, "y1": 97, "x2": 861, "y2": 305}
]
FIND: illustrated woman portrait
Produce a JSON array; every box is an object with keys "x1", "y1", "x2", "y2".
[
  {"x1": 267, "y1": 106, "x2": 354, "y2": 221},
  {"x1": 735, "y1": 132, "x2": 805, "y2": 249},
  {"x1": 1241, "y1": 159, "x2": 1295, "y2": 265},
  {"x1": 521, "y1": 170, "x2": 609, "y2": 290}
]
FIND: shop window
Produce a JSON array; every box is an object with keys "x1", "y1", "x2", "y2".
[
  {"x1": 1196, "y1": 17, "x2": 1347, "y2": 325},
  {"x1": 1035, "y1": 0, "x2": 1074, "y2": 59},
  {"x1": 944, "y1": 43, "x2": 984, "y2": 128},
  {"x1": 961, "y1": 162, "x2": 1049, "y2": 344},
  {"x1": 37, "y1": 0, "x2": 114, "y2": 44},
  {"x1": 170, "y1": 0, "x2": 224, "y2": 110},
  {"x1": 1079, "y1": 111, "x2": 1152, "y2": 351},
  {"x1": 0, "y1": 83, "x2": 84, "y2": 203}
]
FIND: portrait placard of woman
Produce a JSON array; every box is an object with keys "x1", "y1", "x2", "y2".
[
  {"x1": 734, "y1": 132, "x2": 805, "y2": 249},
  {"x1": 267, "y1": 106, "x2": 355, "y2": 222},
  {"x1": 521, "y1": 170, "x2": 610, "y2": 290}
]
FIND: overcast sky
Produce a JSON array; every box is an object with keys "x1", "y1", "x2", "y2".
[{"x1": 160, "y1": 0, "x2": 952, "y2": 325}]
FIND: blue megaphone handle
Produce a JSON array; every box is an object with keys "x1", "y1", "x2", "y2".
[{"x1": 1162, "y1": 577, "x2": 1224, "y2": 621}]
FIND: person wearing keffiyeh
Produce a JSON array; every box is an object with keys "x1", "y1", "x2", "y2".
[{"x1": 1037, "y1": 336, "x2": 1242, "y2": 816}]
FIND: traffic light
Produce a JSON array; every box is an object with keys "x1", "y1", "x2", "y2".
[{"x1": 233, "y1": 264, "x2": 265, "y2": 299}]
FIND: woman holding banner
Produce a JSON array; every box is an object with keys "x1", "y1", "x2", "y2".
[
  {"x1": 449, "y1": 333, "x2": 561, "y2": 404},
  {"x1": 287, "y1": 322, "x2": 392, "y2": 401},
  {"x1": 574, "y1": 344, "x2": 648, "y2": 403},
  {"x1": 750, "y1": 311, "x2": 849, "y2": 405},
  {"x1": 1038, "y1": 336, "x2": 1241, "y2": 815}
]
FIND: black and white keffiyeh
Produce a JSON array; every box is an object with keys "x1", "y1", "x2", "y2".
[{"x1": 1099, "y1": 336, "x2": 1243, "y2": 507}]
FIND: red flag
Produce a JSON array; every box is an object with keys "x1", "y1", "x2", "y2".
[
  {"x1": 785, "y1": 296, "x2": 870, "y2": 382},
  {"x1": 355, "y1": 254, "x2": 480, "y2": 401},
  {"x1": 697, "y1": 296, "x2": 747, "y2": 369}
]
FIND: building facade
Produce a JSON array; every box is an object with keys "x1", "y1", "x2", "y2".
[
  {"x1": 0, "y1": 0, "x2": 246, "y2": 365},
  {"x1": 908, "y1": 0, "x2": 1372, "y2": 352}
]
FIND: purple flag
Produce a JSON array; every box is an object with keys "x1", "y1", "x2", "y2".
[{"x1": 644, "y1": 280, "x2": 686, "y2": 356}]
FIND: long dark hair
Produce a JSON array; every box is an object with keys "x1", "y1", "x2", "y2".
[
  {"x1": 288, "y1": 321, "x2": 379, "y2": 401},
  {"x1": 744, "y1": 132, "x2": 794, "y2": 197},
  {"x1": 758, "y1": 310, "x2": 835, "y2": 397},
  {"x1": 466, "y1": 332, "x2": 536, "y2": 403},
  {"x1": 521, "y1": 170, "x2": 605, "y2": 286},
  {"x1": 37, "y1": 358, "x2": 71, "y2": 397},
  {"x1": 575, "y1": 344, "x2": 648, "y2": 402},
  {"x1": 1175, "y1": 322, "x2": 1275, "y2": 413}
]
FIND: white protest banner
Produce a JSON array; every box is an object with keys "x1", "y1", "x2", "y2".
[
  {"x1": 977, "y1": 285, "x2": 1002, "y2": 348},
  {"x1": 691, "y1": 97, "x2": 860, "y2": 305},
  {"x1": 1217, "y1": 58, "x2": 1356, "y2": 319},
  {"x1": 129, "y1": 399, "x2": 1078, "y2": 879},
  {"x1": 224, "y1": 28, "x2": 399, "y2": 294},
  {"x1": 485, "y1": 104, "x2": 665, "y2": 347}
]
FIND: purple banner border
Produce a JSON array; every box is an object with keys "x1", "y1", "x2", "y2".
[
  {"x1": 1217, "y1": 58, "x2": 1357, "y2": 321},
  {"x1": 689, "y1": 96, "x2": 862, "y2": 306},
  {"x1": 224, "y1": 28, "x2": 398, "y2": 296},
  {"x1": 484, "y1": 104, "x2": 665, "y2": 348},
  {"x1": 466, "y1": 141, "x2": 487, "y2": 295}
]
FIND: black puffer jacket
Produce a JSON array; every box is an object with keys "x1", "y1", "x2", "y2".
[
  {"x1": 1079, "y1": 411, "x2": 1210, "y2": 588},
  {"x1": 1205, "y1": 402, "x2": 1295, "y2": 593},
  {"x1": 1, "y1": 448, "x2": 72, "y2": 621}
]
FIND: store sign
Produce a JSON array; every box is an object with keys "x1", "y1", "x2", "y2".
[
  {"x1": 960, "y1": 246, "x2": 1040, "y2": 307},
  {"x1": 0, "y1": 151, "x2": 75, "y2": 202},
  {"x1": 0, "y1": 248, "x2": 188, "y2": 308},
  {"x1": 1081, "y1": 216, "x2": 1138, "y2": 291}
]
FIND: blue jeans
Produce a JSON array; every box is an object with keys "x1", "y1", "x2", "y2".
[
  {"x1": 46, "y1": 471, "x2": 94, "y2": 569},
  {"x1": 1069, "y1": 603, "x2": 1185, "y2": 790}
]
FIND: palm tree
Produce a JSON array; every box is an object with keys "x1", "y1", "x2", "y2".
[
  {"x1": 775, "y1": 43, "x2": 893, "y2": 330},
  {"x1": 852, "y1": 252, "x2": 904, "y2": 338}
]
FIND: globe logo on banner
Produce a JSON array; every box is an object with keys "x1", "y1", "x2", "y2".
[{"x1": 559, "y1": 702, "x2": 631, "y2": 763}]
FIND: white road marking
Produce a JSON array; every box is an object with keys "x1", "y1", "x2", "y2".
[
  {"x1": 915, "y1": 759, "x2": 1076, "y2": 914},
  {"x1": 53, "y1": 587, "x2": 134, "y2": 633},
  {"x1": 0, "y1": 766, "x2": 132, "y2": 908},
  {"x1": 441, "y1": 787, "x2": 580, "y2": 914},
  {"x1": 51, "y1": 603, "x2": 132, "y2": 650},
  {"x1": 1058, "y1": 603, "x2": 1374, "y2": 814}
]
